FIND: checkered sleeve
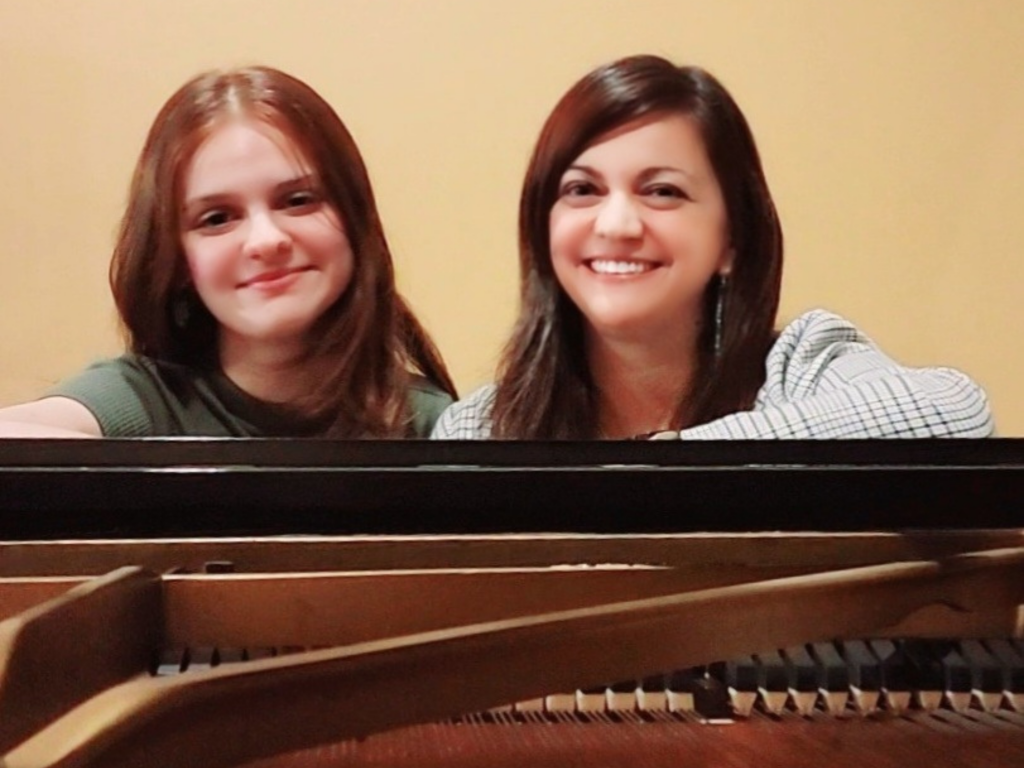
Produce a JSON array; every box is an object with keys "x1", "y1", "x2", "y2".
[
  {"x1": 430, "y1": 384, "x2": 497, "y2": 439},
  {"x1": 677, "y1": 310, "x2": 995, "y2": 440}
]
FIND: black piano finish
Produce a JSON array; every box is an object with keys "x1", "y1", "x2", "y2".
[{"x1": 0, "y1": 438, "x2": 1021, "y2": 539}]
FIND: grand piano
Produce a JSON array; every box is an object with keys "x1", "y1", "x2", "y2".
[{"x1": 1, "y1": 438, "x2": 1023, "y2": 767}]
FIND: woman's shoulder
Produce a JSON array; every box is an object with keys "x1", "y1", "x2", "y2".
[
  {"x1": 772, "y1": 308, "x2": 870, "y2": 349},
  {"x1": 49, "y1": 354, "x2": 163, "y2": 394},
  {"x1": 51, "y1": 354, "x2": 259, "y2": 436},
  {"x1": 45, "y1": 354, "x2": 171, "y2": 436},
  {"x1": 407, "y1": 375, "x2": 457, "y2": 437},
  {"x1": 409, "y1": 375, "x2": 455, "y2": 403},
  {"x1": 763, "y1": 309, "x2": 879, "y2": 374},
  {"x1": 430, "y1": 384, "x2": 496, "y2": 439}
]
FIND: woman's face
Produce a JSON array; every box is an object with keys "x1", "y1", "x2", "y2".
[
  {"x1": 179, "y1": 118, "x2": 354, "y2": 360},
  {"x1": 549, "y1": 114, "x2": 731, "y2": 345}
]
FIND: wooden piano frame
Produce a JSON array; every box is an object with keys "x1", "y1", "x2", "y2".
[{"x1": 1, "y1": 439, "x2": 1023, "y2": 767}]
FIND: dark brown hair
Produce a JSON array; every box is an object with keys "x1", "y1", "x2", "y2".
[
  {"x1": 109, "y1": 66, "x2": 455, "y2": 436},
  {"x1": 492, "y1": 55, "x2": 783, "y2": 438}
]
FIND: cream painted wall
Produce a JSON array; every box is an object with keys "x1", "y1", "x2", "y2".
[{"x1": 1, "y1": 0, "x2": 1021, "y2": 432}]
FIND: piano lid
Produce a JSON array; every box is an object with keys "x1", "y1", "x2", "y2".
[{"x1": 0, "y1": 438, "x2": 1022, "y2": 538}]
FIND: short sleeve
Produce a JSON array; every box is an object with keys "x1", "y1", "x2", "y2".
[{"x1": 46, "y1": 357, "x2": 158, "y2": 436}]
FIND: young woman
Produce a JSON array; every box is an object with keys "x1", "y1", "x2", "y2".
[
  {"x1": 0, "y1": 66, "x2": 455, "y2": 438},
  {"x1": 433, "y1": 55, "x2": 992, "y2": 440}
]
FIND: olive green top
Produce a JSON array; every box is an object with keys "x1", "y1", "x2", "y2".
[{"x1": 49, "y1": 355, "x2": 452, "y2": 438}]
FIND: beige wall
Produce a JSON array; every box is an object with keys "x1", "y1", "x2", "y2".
[{"x1": 1, "y1": 0, "x2": 1021, "y2": 432}]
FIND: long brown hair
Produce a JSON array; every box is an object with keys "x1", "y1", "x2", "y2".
[
  {"x1": 492, "y1": 55, "x2": 783, "y2": 438},
  {"x1": 109, "y1": 66, "x2": 455, "y2": 436}
]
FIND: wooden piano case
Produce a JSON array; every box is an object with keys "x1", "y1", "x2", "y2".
[{"x1": 1, "y1": 439, "x2": 1023, "y2": 767}]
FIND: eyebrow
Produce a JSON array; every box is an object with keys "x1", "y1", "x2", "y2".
[{"x1": 563, "y1": 164, "x2": 696, "y2": 182}]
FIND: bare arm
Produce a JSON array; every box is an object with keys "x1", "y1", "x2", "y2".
[{"x1": 0, "y1": 397, "x2": 103, "y2": 438}]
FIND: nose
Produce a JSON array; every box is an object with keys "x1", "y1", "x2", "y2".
[
  {"x1": 243, "y1": 210, "x2": 292, "y2": 261},
  {"x1": 593, "y1": 192, "x2": 643, "y2": 240}
]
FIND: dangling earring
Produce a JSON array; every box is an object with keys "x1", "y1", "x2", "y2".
[
  {"x1": 172, "y1": 291, "x2": 192, "y2": 329},
  {"x1": 713, "y1": 272, "x2": 728, "y2": 358}
]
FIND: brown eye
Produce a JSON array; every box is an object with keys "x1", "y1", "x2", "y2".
[
  {"x1": 645, "y1": 184, "x2": 687, "y2": 199},
  {"x1": 196, "y1": 210, "x2": 233, "y2": 230},
  {"x1": 560, "y1": 181, "x2": 598, "y2": 197},
  {"x1": 283, "y1": 190, "x2": 321, "y2": 211}
]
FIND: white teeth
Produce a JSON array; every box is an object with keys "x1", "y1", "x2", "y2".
[{"x1": 588, "y1": 259, "x2": 653, "y2": 274}]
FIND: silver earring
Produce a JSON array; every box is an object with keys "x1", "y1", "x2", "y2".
[
  {"x1": 714, "y1": 273, "x2": 728, "y2": 357},
  {"x1": 172, "y1": 293, "x2": 191, "y2": 329}
]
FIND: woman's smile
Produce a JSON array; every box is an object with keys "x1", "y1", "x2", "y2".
[
  {"x1": 585, "y1": 258, "x2": 661, "y2": 275},
  {"x1": 239, "y1": 266, "x2": 314, "y2": 291},
  {"x1": 180, "y1": 119, "x2": 354, "y2": 354},
  {"x1": 550, "y1": 114, "x2": 731, "y2": 341}
]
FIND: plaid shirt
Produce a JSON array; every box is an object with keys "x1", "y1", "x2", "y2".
[{"x1": 431, "y1": 310, "x2": 994, "y2": 440}]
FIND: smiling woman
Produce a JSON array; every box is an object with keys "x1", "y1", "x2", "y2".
[
  {"x1": 178, "y1": 121, "x2": 356, "y2": 398},
  {"x1": 431, "y1": 55, "x2": 993, "y2": 441},
  {"x1": 0, "y1": 67, "x2": 455, "y2": 438},
  {"x1": 549, "y1": 115, "x2": 732, "y2": 355}
]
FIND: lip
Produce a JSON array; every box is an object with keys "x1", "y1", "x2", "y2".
[{"x1": 239, "y1": 266, "x2": 311, "y2": 290}]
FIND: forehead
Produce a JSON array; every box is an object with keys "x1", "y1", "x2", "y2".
[
  {"x1": 181, "y1": 117, "x2": 315, "y2": 195},
  {"x1": 569, "y1": 114, "x2": 712, "y2": 173}
]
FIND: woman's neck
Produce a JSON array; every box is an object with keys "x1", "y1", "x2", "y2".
[
  {"x1": 587, "y1": 327, "x2": 699, "y2": 439},
  {"x1": 218, "y1": 335, "x2": 317, "y2": 404}
]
